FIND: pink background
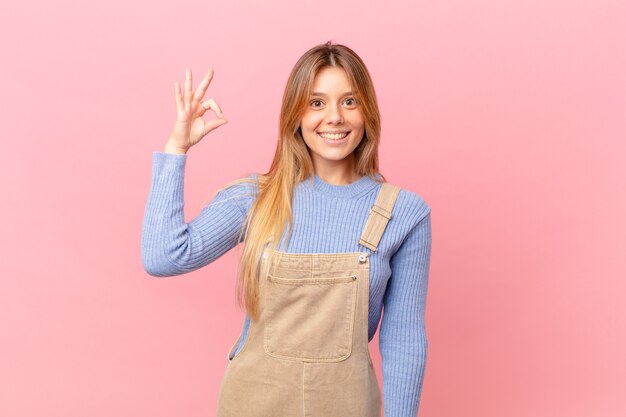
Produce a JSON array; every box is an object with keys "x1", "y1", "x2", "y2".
[{"x1": 2, "y1": 0, "x2": 625, "y2": 416}]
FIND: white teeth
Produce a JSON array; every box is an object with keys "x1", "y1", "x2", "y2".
[{"x1": 318, "y1": 132, "x2": 348, "y2": 140}]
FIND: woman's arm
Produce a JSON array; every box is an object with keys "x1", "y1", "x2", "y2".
[
  {"x1": 141, "y1": 151, "x2": 251, "y2": 277},
  {"x1": 379, "y1": 210, "x2": 432, "y2": 416}
]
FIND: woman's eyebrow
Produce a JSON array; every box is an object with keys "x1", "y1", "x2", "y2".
[{"x1": 310, "y1": 91, "x2": 354, "y2": 97}]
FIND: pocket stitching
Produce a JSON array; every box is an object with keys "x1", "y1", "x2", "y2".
[{"x1": 263, "y1": 273, "x2": 358, "y2": 362}]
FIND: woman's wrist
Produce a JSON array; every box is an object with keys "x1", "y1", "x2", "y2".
[{"x1": 163, "y1": 141, "x2": 189, "y2": 155}]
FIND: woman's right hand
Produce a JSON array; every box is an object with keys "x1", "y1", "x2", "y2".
[{"x1": 166, "y1": 67, "x2": 228, "y2": 153}]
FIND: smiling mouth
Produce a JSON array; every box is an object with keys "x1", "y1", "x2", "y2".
[{"x1": 318, "y1": 131, "x2": 350, "y2": 140}]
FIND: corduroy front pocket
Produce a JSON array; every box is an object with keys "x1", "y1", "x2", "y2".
[{"x1": 263, "y1": 274, "x2": 358, "y2": 362}]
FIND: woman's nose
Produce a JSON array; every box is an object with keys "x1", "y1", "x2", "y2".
[{"x1": 326, "y1": 104, "x2": 344, "y2": 124}]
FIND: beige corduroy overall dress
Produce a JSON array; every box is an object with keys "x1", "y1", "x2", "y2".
[{"x1": 216, "y1": 182, "x2": 401, "y2": 417}]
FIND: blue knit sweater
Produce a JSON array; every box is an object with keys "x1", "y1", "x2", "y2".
[{"x1": 141, "y1": 151, "x2": 432, "y2": 417}]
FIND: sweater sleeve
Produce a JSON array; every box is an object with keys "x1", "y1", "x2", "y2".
[
  {"x1": 379, "y1": 210, "x2": 432, "y2": 417},
  {"x1": 141, "y1": 151, "x2": 250, "y2": 277}
]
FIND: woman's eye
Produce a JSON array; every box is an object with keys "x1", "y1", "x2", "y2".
[{"x1": 310, "y1": 98, "x2": 356, "y2": 108}]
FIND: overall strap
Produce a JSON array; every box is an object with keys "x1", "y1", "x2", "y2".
[{"x1": 358, "y1": 182, "x2": 401, "y2": 252}]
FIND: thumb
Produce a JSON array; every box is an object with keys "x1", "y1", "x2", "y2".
[{"x1": 203, "y1": 117, "x2": 228, "y2": 136}]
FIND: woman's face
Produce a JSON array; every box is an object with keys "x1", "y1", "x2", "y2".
[{"x1": 299, "y1": 66, "x2": 365, "y2": 172}]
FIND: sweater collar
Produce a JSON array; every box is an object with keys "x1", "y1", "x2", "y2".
[{"x1": 301, "y1": 172, "x2": 381, "y2": 198}]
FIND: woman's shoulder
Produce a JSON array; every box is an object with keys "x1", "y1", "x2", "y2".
[
  {"x1": 384, "y1": 181, "x2": 431, "y2": 226},
  {"x1": 203, "y1": 172, "x2": 260, "y2": 214}
]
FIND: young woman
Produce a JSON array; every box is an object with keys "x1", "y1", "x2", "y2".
[{"x1": 142, "y1": 41, "x2": 432, "y2": 417}]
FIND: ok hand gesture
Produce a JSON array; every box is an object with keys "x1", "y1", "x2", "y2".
[{"x1": 166, "y1": 67, "x2": 228, "y2": 154}]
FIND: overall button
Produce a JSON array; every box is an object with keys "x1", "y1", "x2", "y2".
[{"x1": 358, "y1": 253, "x2": 367, "y2": 263}]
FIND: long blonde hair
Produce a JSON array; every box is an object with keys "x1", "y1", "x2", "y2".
[{"x1": 211, "y1": 41, "x2": 387, "y2": 321}]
